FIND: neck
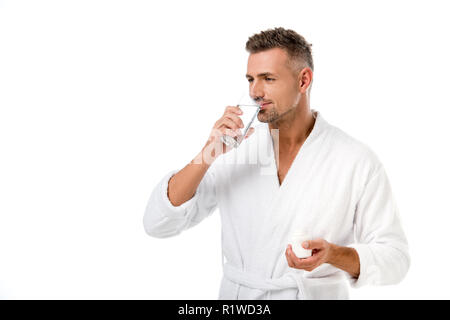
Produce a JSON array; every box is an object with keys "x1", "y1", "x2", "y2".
[{"x1": 269, "y1": 102, "x2": 316, "y2": 151}]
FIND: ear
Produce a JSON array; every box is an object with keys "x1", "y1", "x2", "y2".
[{"x1": 297, "y1": 67, "x2": 313, "y2": 94}]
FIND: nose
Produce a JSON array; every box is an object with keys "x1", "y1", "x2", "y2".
[{"x1": 249, "y1": 80, "x2": 264, "y2": 102}]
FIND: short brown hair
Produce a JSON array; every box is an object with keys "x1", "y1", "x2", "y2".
[{"x1": 245, "y1": 27, "x2": 314, "y2": 73}]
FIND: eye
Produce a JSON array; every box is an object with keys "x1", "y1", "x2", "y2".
[
  {"x1": 247, "y1": 79, "x2": 254, "y2": 83},
  {"x1": 265, "y1": 77, "x2": 275, "y2": 81}
]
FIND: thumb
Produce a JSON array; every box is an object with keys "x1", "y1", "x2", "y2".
[
  {"x1": 244, "y1": 127, "x2": 255, "y2": 139},
  {"x1": 302, "y1": 239, "x2": 323, "y2": 250}
]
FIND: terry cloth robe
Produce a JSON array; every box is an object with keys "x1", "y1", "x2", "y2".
[{"x1": 143, "y1": 110, "x2": 410, "y2": 300}]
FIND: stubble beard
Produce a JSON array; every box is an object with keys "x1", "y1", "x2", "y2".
[
  {"x1": 257, "y1": 107, "x2": 278, "y2": 123},
  {"x1": 257, "y1": 105, "x2": 295, "y2": 125}
]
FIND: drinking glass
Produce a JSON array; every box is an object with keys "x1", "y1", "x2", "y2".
[{"x1": 220, "y1": 93, "x2": 261, "y2": 148}]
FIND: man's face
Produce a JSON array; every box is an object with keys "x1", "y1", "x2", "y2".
[{"x1": 246, "y1": 48, "x2": 301, "y2": 124}]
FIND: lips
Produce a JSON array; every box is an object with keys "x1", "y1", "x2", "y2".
[{"x1": 259, "y1": 102, "x2": 272, "y2": 109}]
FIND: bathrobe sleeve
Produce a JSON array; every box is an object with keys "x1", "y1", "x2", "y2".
[
  {"x1": 348, "y1": 165, "x2": 410, "y2": 288},
  {"x1": 143, "y1": 165, "x2": 218, "y2": 238}
]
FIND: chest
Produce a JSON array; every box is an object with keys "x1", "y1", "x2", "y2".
[{"x1": 276, "y1": 150, "x2": 300, "y2": 186}]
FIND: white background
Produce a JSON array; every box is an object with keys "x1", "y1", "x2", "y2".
[{"x1": 1, "y1": 0, "x2": 449, "y2": 299}]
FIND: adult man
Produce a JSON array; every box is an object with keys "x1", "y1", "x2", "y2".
[{"x1": 144, "y1": 27, "x2": 410, "y2": 299}]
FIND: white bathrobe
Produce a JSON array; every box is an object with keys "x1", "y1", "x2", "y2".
[{"x1": 143, "y1": 110, "x2": 410, "y2": 299}]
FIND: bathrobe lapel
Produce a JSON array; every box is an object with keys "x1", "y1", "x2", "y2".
[{"x1": 249, "y1": 112, "x2": 329, "y2": 277}]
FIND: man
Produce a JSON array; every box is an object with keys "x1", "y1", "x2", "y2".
[{"x1": 143, "y1": 27, "x2": 410, "y2": 299}]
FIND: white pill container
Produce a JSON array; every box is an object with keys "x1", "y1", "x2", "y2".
[{"x1": 289, "y1": 232, "x2": 312, "y2": 258}]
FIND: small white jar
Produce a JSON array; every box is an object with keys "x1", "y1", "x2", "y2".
[{"x1": 289, "y1": 232, "x2": 312, "y2": 258}]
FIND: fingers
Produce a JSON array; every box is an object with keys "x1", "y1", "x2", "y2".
[
  {"x1": 222, "y1": 127, "x2": 240, "y2": 138},
  {"x1": 215, "y1": 112, "x2": 244, "y2": 132},
  {"x1": 285, "y1": 245, "x2": 319, "y2": 271},
  {"x1": 224, "y1": 105, "x2": 243, "y2": 116},
  {"x1": 223, "y1": 106, "x2": 244, "y2": 127},
  {"x1": 223, "y1": 114, "x2": 245, "y2": 130},
  {"x1": 285, "y1": 245, "x2": 295, "y2": 268},
  {"x1": 217, "y1": 117, "x2": 242, "y2": 133},
  {"x1": 229, "y1": 114, "x2": 245, "y2": 129},
  {"x1": 210, "y1": 127, "x2": 235, "y2": 139},
  {"x1": 209, "y1": 106, "x2": 256, "y2": 151}
]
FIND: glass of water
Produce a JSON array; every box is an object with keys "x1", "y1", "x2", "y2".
[{"x1": 221, "y1": 93, "x2": 261, "y2": 148}]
